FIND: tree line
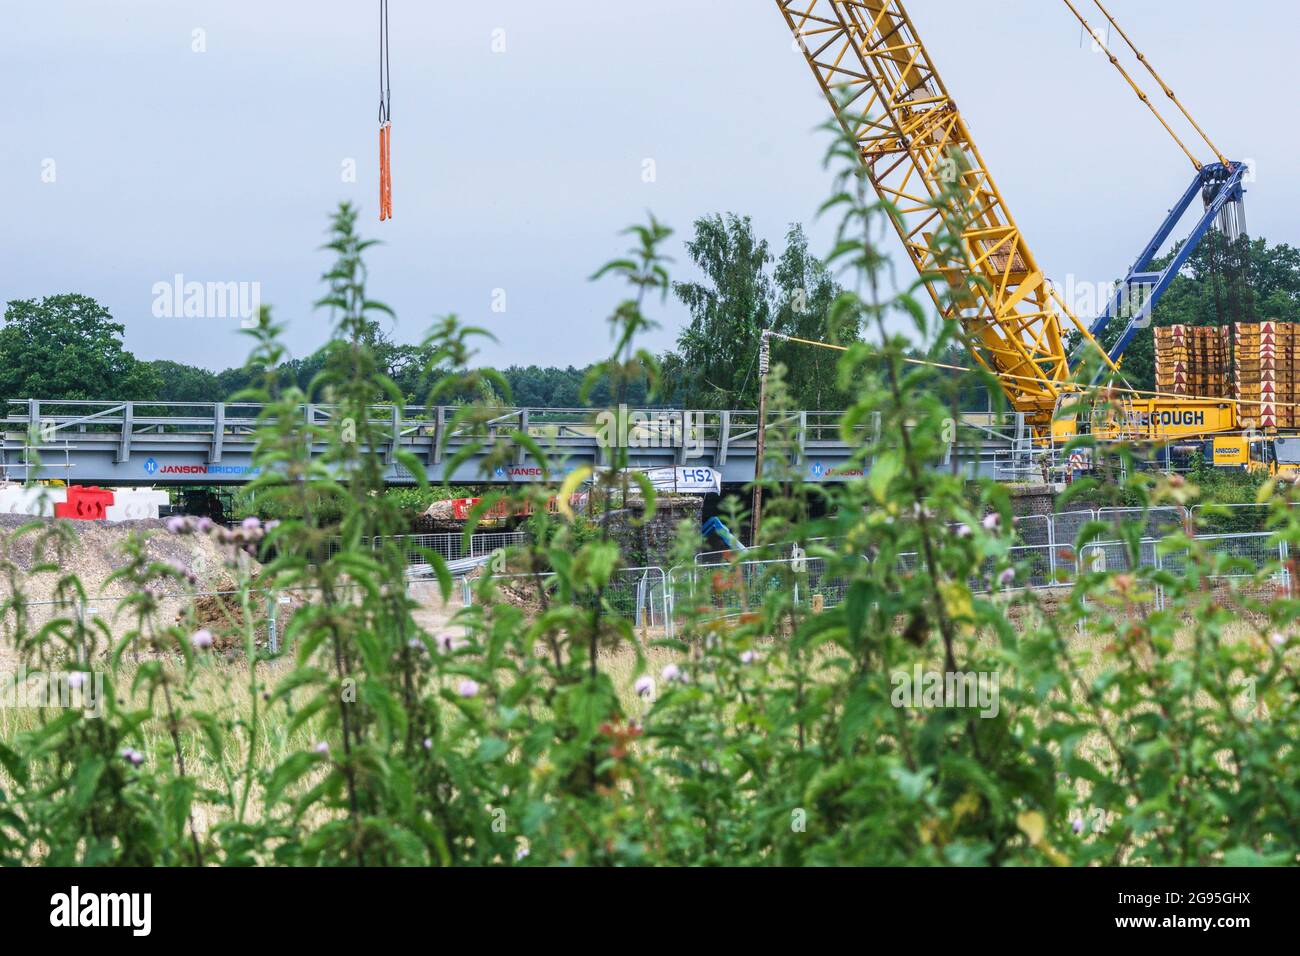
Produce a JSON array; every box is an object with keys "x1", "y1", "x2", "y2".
[{"x1": 3, "y1": 224, "x2": 1297, "y2": 413}]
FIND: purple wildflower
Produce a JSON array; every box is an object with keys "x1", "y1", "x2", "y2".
[{"x1": 661, "y1": 664, "x2": 689, "y2": 684}]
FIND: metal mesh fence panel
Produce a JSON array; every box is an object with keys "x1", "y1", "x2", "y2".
[
  {"x1": 1079, "y1": 539, "x2": 1168, "y2": 580},
  {"x1": 1158, "y1": 533, "x2": 1285, "y2": 581},
  {"x1": 671, "y1": 559, "x2": 809, "y2": 627},
  {"x1": 1048, "y1": 510, "x2": 1097, "y2": 578},
  {"x1": 373, "y1": 532, "x2": 527, "y2": 565},
  {"x1": 801, "y1": 557, "x2": 850, "y2": 610},
  {"x1": 1012, "y1": 515, "x2": 1052, "y2": 548},
  {"x1": 1098, "y1": 507, "x2": 1187, "y2": 542},
  {"x1": 462, "y1": 567, "x2": 668, "y2": 631},
  {"x1": 1191, "y1": 504, "x2": 1290, "y2": 537},
  {"x1": 1003, "y1": 545, "x2": 1056, "y2": 591},
  {"x1": 1050, "y1": 510, "x2": 1097, "y2": 546},
  {"x1": 695, "y1": 538, "x2": 836, "y2": 567}
]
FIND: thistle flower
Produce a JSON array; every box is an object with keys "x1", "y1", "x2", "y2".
[
  {"x1": 241, "y1": 516, "x2": 262, "y2": 532},
  {"x1": 998, "y1": 567, "x2": 1016, "y2": 589},
  {"x1": 313, "y1": 741, "x2": 330, "y2": 755},
  {"x1": 982, "y1": 513, "x2": 1001, "y2": 532},
  {"x1": 740, "y1": 650, "x2": 757, "y2": 665},
  {"x1": 121, "y1": 747, "x2": 144, "y2": 767},
  {"x1": 661, "y1": 664, "x2": 688, "y2": 684},
  {"x1": 1271, "y1": 632, "x2": 1287, "y2": 648},
  {"x1": 955, "y1": 524, "x2": 972, "y2": 539},
  {"x1": 1072, "y1": 818, "x2": 1085, "y2": 835},
  {"x1": 458, "y1": 679, "x2": 480, "y2": 699},
  {"x1": 164, "y1": 516, "x2": 190, "y2": 535},
  {"x1": 190, "y1": 629, "x2": 214, "y2": 650},
  {"x1": 634, "y1": 675, "x2": 655, "y2": 698}
]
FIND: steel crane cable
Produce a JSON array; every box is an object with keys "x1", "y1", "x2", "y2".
[
  {"x1": 1087, "y1": 0, "x2": 1231, "y2": 169},
  {"x1": 1059, "y1": 0, "x2": 1204, "y2": 171},
  {"x1": 378, "y1": 0, "x2": 393, "y2": 221},
  {"x1": 766, "y1": 332, "x2": 1300, "y2": 418}
]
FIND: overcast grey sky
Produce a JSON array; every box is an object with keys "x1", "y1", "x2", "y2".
[{"x1": 2, "y1": 1, "x2": 1296, "y2": 374}]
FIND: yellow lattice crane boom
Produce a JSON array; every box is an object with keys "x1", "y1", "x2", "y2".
[{"x1": 775, "y1": 0, "x2": 1120, "y2": 431}]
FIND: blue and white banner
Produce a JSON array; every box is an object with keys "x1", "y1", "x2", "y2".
[{"x1": 642, "y1": 467, "x2": 721, "y2": 494}]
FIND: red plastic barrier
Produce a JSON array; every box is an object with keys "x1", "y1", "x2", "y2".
[
  {"x1": 450, "y1": 494, "x2": 588, "y2": 521},
  {"x1": 54, "y1": 486, "x2": 116, "y2": 521}
]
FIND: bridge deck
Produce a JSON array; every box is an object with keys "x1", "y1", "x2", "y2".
[{"x1": 1, "y1": 400, "x2": 1025, "y2": 486}]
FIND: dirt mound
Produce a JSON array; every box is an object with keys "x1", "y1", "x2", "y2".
[{"x1": 0, "y1": 515, "x2": 270, "y2": 658}]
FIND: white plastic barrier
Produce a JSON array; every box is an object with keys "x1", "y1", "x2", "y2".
[
  {"x1": 0, "y1": 485, "x2": 65, "y2": 516},
  {"x1": 0, "y1": 486, "x2": 169, "y2": 522},
  {"x1": 105, "y1": 489, "x2": 170, "y2": 523}
]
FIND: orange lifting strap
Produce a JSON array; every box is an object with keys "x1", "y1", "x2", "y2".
[
  {"x1": 378, "y1": 0, "x2": 393, "y2": 221},
  {"x1": 380, "y1": 122, "x2": 392, "y2": 221}
]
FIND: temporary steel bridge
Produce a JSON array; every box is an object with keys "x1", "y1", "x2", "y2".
[{"x1": 0, "y1": 400, "x2": 1032, "y2": 487}]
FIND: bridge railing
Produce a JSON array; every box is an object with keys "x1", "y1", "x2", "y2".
[
  {"x1": 2, "y1": 399, "x2": 1033, "y2": 484},
  {"x1": 3, "y1": 401, "x2": 1028, "y2": 446}
]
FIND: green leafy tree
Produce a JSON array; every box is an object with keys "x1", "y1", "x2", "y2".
[
  {"x1": 664, "y1": 216, "x2": 852, "y2": 410},
  {"x1": 0, "y1": 294, "x2": 162, "y2": 407},
  {"x1": 665, "y1": 214, "x2": 773, "y2": 409},
  {"x1": 150, "y1": 359, "x2": 223, "y2": 403},
  {"x1": 771, "y1": 224, "x2": 854, "y2": 409}
]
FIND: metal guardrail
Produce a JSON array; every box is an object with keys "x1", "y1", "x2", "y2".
[{"x1": 0, "y1": 399, "x2": 1033, "y2": 484}]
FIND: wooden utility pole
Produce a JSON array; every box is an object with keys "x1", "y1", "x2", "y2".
[{"x1": 750, "y1": 332, "x2": 771, "y2": 547}]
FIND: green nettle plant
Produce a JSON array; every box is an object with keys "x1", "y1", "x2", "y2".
[{"x1": 0, "y1": 112, "x2": 1297, "y2": 865}]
